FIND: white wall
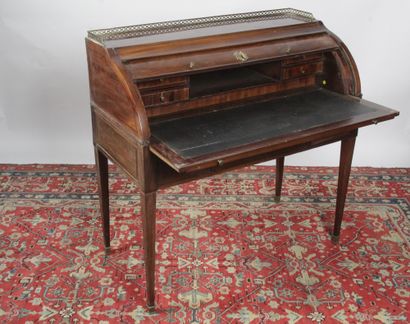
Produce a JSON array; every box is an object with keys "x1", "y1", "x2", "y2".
[{"x1": 0, "y1": 0, "x2": 409, "y2": 166}]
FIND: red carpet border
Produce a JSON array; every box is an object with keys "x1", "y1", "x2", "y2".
[{"x1": 0, "y1": 164, "x2": 409, "y2": 323}]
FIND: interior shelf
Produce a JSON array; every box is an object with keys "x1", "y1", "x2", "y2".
[{"x1": 189, "y1": 62, "x2": 280, "y2": 98}]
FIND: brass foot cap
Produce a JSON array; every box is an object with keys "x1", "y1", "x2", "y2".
[{"x1": 331, "y1": 234, "x2": 340, "y2": 244}]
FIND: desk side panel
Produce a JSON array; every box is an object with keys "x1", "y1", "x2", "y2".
[
  {"x1": 321, "y1": 27, "x2": 362, "y2": 97},
  {"x1": 86, "y1": 39, "x2": 150, "y2": 141},
  {"x1": 92, "y1": 109, "x2": 138, "y2": 180}
]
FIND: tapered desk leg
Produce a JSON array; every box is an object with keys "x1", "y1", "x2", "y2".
[
  {"x1": 275, "y1": 156, "x2": 285, "y2": 203},
  {"x1": 95, "y1": 146, "x2": 110, "y2": 249},
  {"x1": 138, "y1": 145, "x2": 158, "y2": 310},
  {"x1": 141, "y1": 191, "x2": 157, "y2": 310},
  {"x1": 332, "y1": 134, "x2": 356, "y2": 243}
]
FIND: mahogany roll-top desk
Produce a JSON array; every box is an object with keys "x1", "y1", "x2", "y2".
[{"x1": 86, "y1": 9, "x2": 399, "y2": 309}]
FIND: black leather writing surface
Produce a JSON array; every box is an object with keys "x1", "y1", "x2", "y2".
[{"x1": 151, "y1": 89, "x2": 377, "y2": 159}]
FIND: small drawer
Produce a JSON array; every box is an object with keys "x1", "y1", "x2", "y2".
[
  {"x1": 282, "y1": 61, "x2": 323, "y2": 80},
  {"x1": 137, "y1": 76, "x2": 188, "y2": 91},
  {"x1": 142, "y1": 87, "x2": 189, "y2": 107},
  {"x1": 282, "y1": 53, "x2": 323, "y2": 66}
]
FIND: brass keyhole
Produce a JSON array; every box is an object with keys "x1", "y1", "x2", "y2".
[{"x1": 234, "y1": 50, "x2": 249, "y2": 62}]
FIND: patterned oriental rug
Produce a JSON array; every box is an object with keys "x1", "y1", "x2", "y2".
[{"x1": 0, "y1": 164, "x2": 409, "y2": 324}]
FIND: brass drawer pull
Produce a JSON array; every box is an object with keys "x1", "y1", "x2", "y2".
[
  {"x1": 233, "y1": 50, "x2": 249, "y2": 62},
  {"x1": 160, "y1": 93, "x2": 165, "y2": 102}
]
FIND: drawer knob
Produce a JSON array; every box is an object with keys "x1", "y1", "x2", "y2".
[
  {"x1": 189, "y1": 61, "x2": 195, "y2": 69},
  {"x1": 234, "y1": 50, "x2": 249, "y2": 63},
  {"x1": 160, "y1": 93, "x2": 165, "y2": 102},
  {"x1": 286, "y1": 47, "x2": 291, "y2": 54}
]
